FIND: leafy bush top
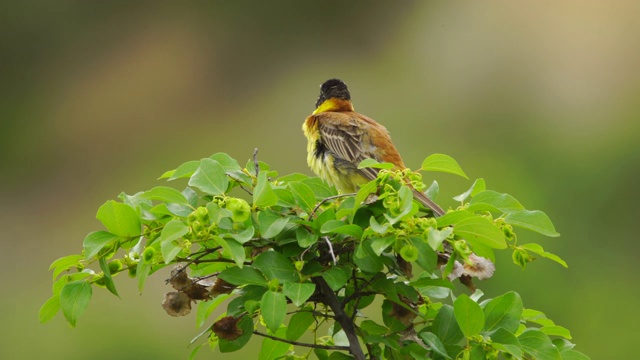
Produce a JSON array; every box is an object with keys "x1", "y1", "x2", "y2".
[{"x1": 40, "y1": 152, "x2": 588, "y2": 360}]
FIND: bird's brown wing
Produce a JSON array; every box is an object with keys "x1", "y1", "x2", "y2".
[
  {"x1": 316, "y1": 112, "x2": 380, "y2": 181},
  {"x1": 316, "y1": 112, "x2": 445, "y2": 217}
]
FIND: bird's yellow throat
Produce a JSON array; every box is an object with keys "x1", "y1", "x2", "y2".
[{"x1": 312, "y1": 98, "x2": 354, "y2": 115}]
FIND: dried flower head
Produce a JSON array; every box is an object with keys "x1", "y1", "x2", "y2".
[
  {"x1": 161, "y1": 292, "x2": 192, "y2": 317},
  {"x1": 212, "y1": 316, "x2": 243, "y2": 341},
  {"x1": 463, "y1": 254, "x2": 495, "y2": 280},
  {"x1": 210, "y1": 278, "x2": 236, "y2": 297},
  {"x1": 168, "y1": 266, "x2": 191, "y2": 291},
  {"x1": 389, "y1": 295, "x2": 418, "y2": 326}
]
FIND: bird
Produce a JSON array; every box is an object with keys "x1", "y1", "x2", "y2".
[{"x1": 302, "y1": 79, "x2": 445, "y2": 217}]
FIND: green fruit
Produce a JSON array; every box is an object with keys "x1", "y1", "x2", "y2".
[
  {"x1": 192, "y1": 221, "x2": 204, "y2": 232},
  {"x1": 399, "y1": 244, "x2": 419, "y2": 262},
  {"x1": 108, "y1": 259, "x2": 123, "y2": 273},
  {"x1": 143, "y1": 247, "x2": 156, "y2": 262},
  {"x1": 187, "y1": 212, "x2": 198, "y2": 224},
  {"x1": 94, "y1": 274, "x2": 106, "y2": 287},
  {"x1": 512, "y1": 248, "x2": 533, "y2": 269},
  {"x1": 225, "y1": 198, "x2": 251, "y2": 223},
  {"x1": 196, "y1": 206, "x2": 209, "y2": 221}
]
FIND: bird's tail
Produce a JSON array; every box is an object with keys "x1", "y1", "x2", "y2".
[{"x1": 412, "y1": 189, "x2": 445, "y2": 217}]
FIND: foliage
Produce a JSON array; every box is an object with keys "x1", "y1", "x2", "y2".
[{"x1": 40, "y1": 152, "x2": 589, "y2": 360}]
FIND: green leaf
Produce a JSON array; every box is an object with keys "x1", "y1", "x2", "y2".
[
  {"x1": 141, "y1": 186, "x2": 190, "y2": 205},
  {"x1": 453, "y1": 294, "x2": 485, "y2": 337},
  {"x1": 300, "y1": 177, "x2": 338, "y2": 198},
  {"x1": 209, "y1": 152, "x2": 242, "y2": 172},
  {"x1": 60, "y1": 281, "x2": 92, "y2": 327},
  {"x1": 321, "y1": 220, "x2": 363, "y2": 238},
  {"x1": 218, "y1": 315, "x2": 254, "y2": 353},
  {"x1": 369, "y1": 216, "x2": 390, "y2": 234},
  {"x1": 370, "y1": 235, "x2": 396, "y2": 256},
  {"x1": 358, "y1": 158, "x2": 394, "y2": 169},
  {"x1": 468, "y1": 190, "x2": 524, "y2": 213},
  {"x1": 274, "y1": 188, "x2": 297, "y2": 207},
  {"x1": 254, "y1": 172, "x2": 278, "y2": 208},
  {"x1": 540, "y1": 325, "x2": 572, "y2": 339},
  {"x1": 296, "y1": 226, "x2": 319, "y2": 247},
  {"x1": 83, "y1": 231, "x2": 119, "y2": 261},
  {"x1": 352, "y1": 180, "x2": 378, "y2": 219},
  {"x1": 560, "y1": 350, "x2": 591, "y2": 360},
  {"x1": 229, "y1": 226, "x2": 255, "y2": 244},
  {"x1": 490, "y1": 328, "x2": 523, "y2": 359},
  {"x1": 311, "y1": 208, "x2": 336, "y2": 231},
  {"x1": 38, "y1": 295, "x2": 60, "y2": 324},
  {"x1": 321, "y1": 267, "x2": 349, "y2": 291},
  {"x1": 259, "y1": 327, "x2": 291, "y2": 360},
  {"x1": 421, "y1": 153, "x2": 468, "y2": 179},
  {"x1": 454, "y1": 215, "x2": 507, "y2": 249},
  {"x1": 188, "y1": 344, "x2": 204, "y2": 360},
  {"x1": 505, "y1": 210, "x2": 560, "y2": 237},
  {"x1": 418, "y1": 331, "x2": 451, "y2": 359},
  {"x1": 360, "y1": 319, "x2": 388, "y2": 335},
  {"x1": 287, "y1": 311, "x2": 315, "y2": 340},
  {"x1": 518, "y1": 329, "x2": 562, "y2": 360},
  {"x1": 483, "y1": 292, "x2": 523, "y2": 334},
  {"x1": 219, "y1": 266, "x2": 267, "y2": 286},
  {"x1": 188, "y1": 158, "x2": 229, "y2": 195},
  {"x1": 254, "y1": 251, "x2": 298, "y2": 283},
  {"x1": 436, "y1": 210, "x2": 475, "y2": 228},
  {"x1": 288, "y1": 181, "x2": 316, "y2": 213},
  {"x1": 277, "y1": 173, "x2": 309, "y2": 183},
  {"x1": 425, "y1": 180, "x2": 439, "y2": 201},
  {"x1": 453, "y1": 178, "x2": 486, "y2": 202},
  {"x1": 96, "y1": 200, "x2": 141, "y2": 238},
  {"x1": 283, "y1": 282, "x2": 315, "y2": 307},
  {"x1": 409, "y1": 277, "x2": 454, "y2": 289},
  {"x1": 99, "y1": 257, "x2": 119, "y2": 297},
  {"x1": 50, "y1": 254, "x2": 84, "y2": 280},
  {"x1": 159, "y1": 219, "x2": 189, "y2": 263},
  {"x1": 196, "y1": 294, "x2": 230, "y2": 328},
  {"x1": 166, "y1": 160, "x2": 200, "y2": 180},
  {"x1": 329, "y1": 352, "x2": 353, "y2": 360},
  {"x1": 427, "y1": 227, "x2": 453, "y2": 251},
  {"x1": 521, "y1": 243, "x2": 568, "y2": 268},
  {"x1": 216, "y1": 237, "x2": 246, "y2": 268},
  {"x1": 136, "y1": 255, "x2": 152, "y2": 293},
  {"x1": 354, "y1": 240, "x2": 384, "y2": 273},
  {"x1": 261, "y1": 290, "x2": 287, "y2": 333},
  {"x1": 258, "y1": 211, "x2": 290, "y2": 239},
  {"x1": 408, "y1": 236, "x2": 437, "y2": 273}
]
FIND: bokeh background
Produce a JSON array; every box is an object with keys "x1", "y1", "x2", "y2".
[{"x1": 2, "y1": 1, "x2": 639, "y2": 358}]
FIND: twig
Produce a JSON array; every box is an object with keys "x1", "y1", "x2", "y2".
[
  {"x1": 165, "y1": 248, "x2": 219, "y2": 284},
  {"x1": 253, "y1": 148, "x2": 259, "y2": 176},
  {"x1": 307, "y1": 193, "x2": 356, "y2": 221},
  {"x1": 227, "y1": 173, "x2": 252, "y2": 195},
  {"x1": 313, "y1": 277, "x2": 366, "y2": 360},
  {"x1": 323, "y1": 236, "x2": 337, "y2": 266},
  {"x1": 252, "y1": 331, "x2": 349, "y2": 351}
]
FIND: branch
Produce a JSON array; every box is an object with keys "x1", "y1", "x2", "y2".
[
  {"x1": 253, "y1": 148, "x2": 259, "y2": 176},
  {"x1": 307, "y1": 193, "x2": 356, "y2": 220},
  {"x1": 313, "y1": 276, "x2": 366, "y2": 360},
  {"x1": 252, "y1": 331, "x2": 349, "y2": 351}
]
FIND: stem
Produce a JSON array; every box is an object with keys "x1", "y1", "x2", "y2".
[
  {"x1": 252, "y1": 331, "x2": 349, "y2": 351},
  {"x1": 313, "y1": 277, "x2": 366, "y2": 360},
  {"x1": 307, "y1": 193, "x2": 356, "y2": 220}
]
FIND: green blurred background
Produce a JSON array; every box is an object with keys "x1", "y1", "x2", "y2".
[{"x1": 2, "y1": 1, "x2": 639, "y2": 358}]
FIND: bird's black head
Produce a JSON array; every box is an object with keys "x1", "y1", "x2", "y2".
[{"x1": 315, "y1": 78, "x2": 351, "y2": 108}]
